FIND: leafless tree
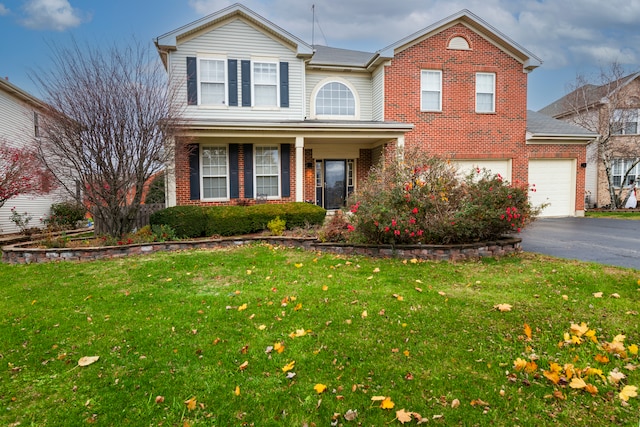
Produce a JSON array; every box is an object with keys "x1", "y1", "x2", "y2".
[
  {"x1": 560, "y1": 62, "x2": 640, "y2": 208},
  {"x1": 33, "y1": 40, "x2": 185, "y2": 236}
]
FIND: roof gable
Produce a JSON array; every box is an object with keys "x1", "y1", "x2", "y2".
[
  {"x1": 155, "y1": 3, "x2": 313, "y2": 56},
  {"x1": 0, "y1": 78, "x2": 44, "y2": 109},
  {"x1": 378, "y1": 9, "x2": 542, "y2": 72},
  {"x1": 539, "y1": 72, "x2": 640, "y2": 118}
]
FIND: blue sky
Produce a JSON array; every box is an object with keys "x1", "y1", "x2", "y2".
[{"x1": 1, "y1": 0, "x2": 639, "y2": 110}]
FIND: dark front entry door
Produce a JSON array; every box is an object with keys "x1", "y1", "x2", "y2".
[{"x1": 324, "y1": 160, "x2": 346, "y2": 210}]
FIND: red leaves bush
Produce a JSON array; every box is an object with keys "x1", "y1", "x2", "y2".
[{"x1": 346, "y1": 150, "x2": 541, "y2": 245}]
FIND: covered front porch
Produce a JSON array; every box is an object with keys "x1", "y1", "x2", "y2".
[{"x1": 169, "y1": 120, "x2": 412, "y2": 209}]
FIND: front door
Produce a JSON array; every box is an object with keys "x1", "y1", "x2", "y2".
[{"x1": 324, "y1": 160, "x2": 346, "y2": 210}]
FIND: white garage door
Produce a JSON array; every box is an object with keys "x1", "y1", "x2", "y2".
[
  {"x1": 453, "y1": 159, "x2": 511, "y2": 182},
  {"x1": 528, "y1": 159, "x2": 575, "y2": 217}
]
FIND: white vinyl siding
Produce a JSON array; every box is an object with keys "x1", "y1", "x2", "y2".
[
  {"x1": 476, "y1": 73, "x2": 495, "y2": 113},
  {"x1": 371, "y1": 66, "x2": 384, "y2": 121},
  {"x1": 0, "y1": 87, "x2": 63, "y2": 233},
  {"x1": 199, "y1": 58, "x2": 226, "y2": 106},
  {"x1": 420, "y1": 70, "x2": 441, "y2": 111},
  {"x1": 201, "y1": 146, "x2": 228, "y2": 199},
  {"x1": 255, "y1": 146, "x2": 280, "y2": 197},
  {"x1": 171, "y1": 18, "x2": 303, "y2": 121},
  {"x1": 253, "y1": 61, "x2": 278, "y2": 107},
  {"x1": 306, "y1": 72, "x2": 371, "y2": 120}
]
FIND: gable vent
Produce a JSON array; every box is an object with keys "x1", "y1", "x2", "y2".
[{"x1": 448, "y1": 36, "x2": 470, "y2": 50}]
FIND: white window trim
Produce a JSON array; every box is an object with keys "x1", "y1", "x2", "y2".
[
  {"x1": 611, "y1": 158, "x2": 640, "y2": 188},
  {"x1": 251, "y1": 59, "x2": 279, "y2": 109},
  {"x1": 254, "y1": 145, "x2": 281, "y2": 199},
  {"x1": 200, "y1": 145, "x2": 230, "y2": 201},
  {"x1": 420, "y1": 70, "x2": 442, "y2": 112},
  {"x1": 310, "y1": 77, "x2": 360, "y2": 120},
  {"x1": 197, "y1": 56, "x2": 228, "y2": 108},
  {"x1": 475, "y1": 72, "x2": 496, "y2": 113}
]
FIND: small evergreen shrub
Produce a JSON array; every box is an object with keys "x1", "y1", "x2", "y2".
[
  {"x1": 144, "y1": 172, "x2": 165, "y2": 204},
  {"x1": 267, "y1": 216, "x2": 286, "y2": 236},
  {"x1": 149, "y1": 206, "x2": 208, "y2": 238},
  {"x1": 46, "y1": 201, "x2": 87, "y2": 230},
  {"x1": 346, "y1": 149, "x2": 541, "y2": 245}
]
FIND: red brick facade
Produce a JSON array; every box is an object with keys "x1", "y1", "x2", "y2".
[{"x1": 384, "y1": 24, "x2": 585, "y2": 211}]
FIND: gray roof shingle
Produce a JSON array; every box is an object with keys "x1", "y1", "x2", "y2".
[
  {"x1": 527, "y1": 110, "x2": 597, "y2": 136},
  {"x1": 308, "y1": 45, "x2": 377, "y2": 68}
]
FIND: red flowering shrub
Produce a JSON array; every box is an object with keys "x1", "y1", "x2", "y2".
[{"x1": 345, "y1": 150, "x2": 542, "y2": 245}]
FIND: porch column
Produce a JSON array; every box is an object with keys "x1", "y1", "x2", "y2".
[
  {"x1": 295, "y1": 136, "x2": 304, "y2": 202},
  {"x1": 396, "y1": 135, "x2": 405, "y2": 161}
]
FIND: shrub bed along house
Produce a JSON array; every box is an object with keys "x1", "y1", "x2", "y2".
[{"x1": 149, "y1": 202, "x2": 327, "y2": 238}]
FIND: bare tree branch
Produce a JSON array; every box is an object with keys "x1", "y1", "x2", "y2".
[{"x1": 32, "y1": 39, "x2": 185, "y2": 236}]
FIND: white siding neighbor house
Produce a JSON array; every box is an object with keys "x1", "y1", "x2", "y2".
[{"x1": 0, "y1": 78, "x2": 61, "y2": 234}]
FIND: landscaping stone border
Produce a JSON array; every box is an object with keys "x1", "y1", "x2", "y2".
[{"x1": 2, "y1": 235, "x2": 521, "y2": 264}]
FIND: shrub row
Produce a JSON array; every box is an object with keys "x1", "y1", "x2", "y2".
[{"x1": 149, "y1": 202, "x2": 326, "y2": 238}]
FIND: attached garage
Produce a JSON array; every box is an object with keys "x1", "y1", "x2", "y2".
[
  {"x1": 453, "y1": 159, "x2": 511, "y2": 182},
  {"x1": 528, "y1": 159, "x2": 575, "y2": 217}
]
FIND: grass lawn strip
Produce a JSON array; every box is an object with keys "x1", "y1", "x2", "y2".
[{"x1": 1, "y1": 245, "x2": 638, "y2": 426}]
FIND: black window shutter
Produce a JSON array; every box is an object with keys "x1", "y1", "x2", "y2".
[
  {"x1": 229, "y1": 144, "x2": 239, "y2": 199},
  {"x1": 187, "y1": 57, "x2": 198, "y2": 106},
  {"x1": 188, "y1": 144, "x2": 200, "y2": 200},
  {"x1": 280, "y1": 62, "x2": 289, "y2": 108},
  {"x1": 281, "y1": 143, "x2": 290, "y2": 198},
  {"x1": 241, "y1": 60, "x2": 251, "y2": 107},
  {"x1": 243, "y1": 144, "x2": 254, "y2": 198},
  {"x1": 228, "y1": 59, "x2": 238, "y2": 107}
]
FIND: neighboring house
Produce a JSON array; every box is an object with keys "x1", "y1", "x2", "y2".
[
  {"x1": 154, "y1": 3, "x2": 592, "y2": 217},
  {"x1": 539, "y1": 72, "x2": 640, "y2": 208},
  {"x1": 0, "y1": 78, "x2": 60, "y2": 233}
]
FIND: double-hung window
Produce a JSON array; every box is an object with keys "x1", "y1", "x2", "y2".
[
  {"x1": 199, "y1": 59, "x2": 226, "y2": 105},
  {"x1": 253, "y1": 62, "x2": 278, "y2": 107},
  {"x1": 421, "y1": 70, "x2": 442, "y2": 111},
  {"x1": 476, "y1": 73, "x2": 495, "y2": 113},
  {"x1": 255, "y1": 146, "x2": 279, "y2": 197},
  {"x1": 612, "y1": 159, "x2": 640, "y2": 187},
  {"x1": 612, "y1": 109, "x2": 639, "y2": 135},
  {"x1": 202, "y1": 146, "x2": 228, "y2": 199}
]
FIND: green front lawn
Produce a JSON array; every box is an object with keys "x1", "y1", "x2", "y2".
[
  {"x1": 1, "y1": 246, "x2": 638, "y2": 426},
  {"x1": 586, "y1": 210, "x2": 640, "y2": 219}
]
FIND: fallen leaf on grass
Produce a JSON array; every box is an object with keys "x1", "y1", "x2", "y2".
[
  {"x1": 155, "y1": 396, "x2": 164, "y2": 404},
  {"x1": 619, "y1": 385, "x2": 638, "y2": 401},
  {"x1": 344, "y1": 409, "x2": 357, "y2": 421},
  {"x1": 184, "y1": 397, "x2": 197, "y2": 411},
  {"x1": 374, "y1": 396, "x2": 394, "y2": 409},
  {"x1": 234, "y1": 386, "x2": 240, "y2": 396},
  {"x1": 282, "y1": 360, "x2": 295, "y2": 372},
  {"x1": 524, "y1": 323, "x2": 532, "y2": 340},
  {"x1": 396, "y1": 409, "x2": 413, "y2": 423},
  {"x1": 238, "y1": 361, "x2": 249, "y2": 371},
  {"x1": 569, "y1": 377, "x2": 587, "y2": 389},
  {"x1": 592, "y1": 292, "x2": 603, "y2": 298},
  {"x1": 314, "y1": 384, "x2": 327, "y2": 394},
  {"x1": 494, "y1": 303, "x2": 512, "y2": 312},
  {"x1": 611, "y1": 293, "x2": 621, "y2": 298},
  {"x1": 470, "y1": 399, "x2": 489, "y2": 407},
  {"x1": 78, "y1": 356, "x2": 99, "y2": 367}
]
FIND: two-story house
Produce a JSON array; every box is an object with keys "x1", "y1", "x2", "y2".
[
  {"x1": 540, "y1": 72, "x2": 640, "y2": 209},
  {"x1": 0, "y1": 78, "x2": 59, "y2": 233},
  {"x1": 155, "y1": 3, "x2": 594, "y2": 217}
]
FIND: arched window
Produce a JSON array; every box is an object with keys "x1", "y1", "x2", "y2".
[{"x1": 315, "y1": 82, "x2": 356, "y2": 117}]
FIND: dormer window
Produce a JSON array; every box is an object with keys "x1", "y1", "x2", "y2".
[
  {"x1": 448, "y1": 36, "x2": 470, "y2": 50},
  {"x1": 315, "y1": 81, "x2": 356, "y2": 118}
]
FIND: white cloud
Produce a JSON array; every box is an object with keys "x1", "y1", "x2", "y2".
[
  {"x1": 186, "y1": 0, "x2": 640, "y2": 71},
  {"x1": 0, "y1": 3, "x2": 9, "y2": 15},
  {"x1": 20, "y1": 0, "x2": 88, "y2": 31}
]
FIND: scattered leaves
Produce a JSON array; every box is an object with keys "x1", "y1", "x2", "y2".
[
  {"x1": 314, "y1": 384, "x2": 327, "y2": 394},
  {"x1": 494, "y1": 303, "x2": 512, "y2": 312},
  {"x1": 77, "y1": 356, "x2": 99, "y2": 367}
]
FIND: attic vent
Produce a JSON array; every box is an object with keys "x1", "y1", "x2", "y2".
[{"x1": 448, "y1": 36, "x2": 470, "y2": 50}]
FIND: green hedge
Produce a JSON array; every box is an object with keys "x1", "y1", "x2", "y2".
[{"x1": 149, "y1": 203, "x2": 326, "y2": 238}]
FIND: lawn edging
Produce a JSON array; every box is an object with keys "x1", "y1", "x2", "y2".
[{"x1": 1, "y1": 235, "x2": 521, "y2": 264}]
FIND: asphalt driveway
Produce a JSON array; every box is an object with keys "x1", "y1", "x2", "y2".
[{"x1": 519, "y1": 217, "x2": 640, "y2": 270}]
